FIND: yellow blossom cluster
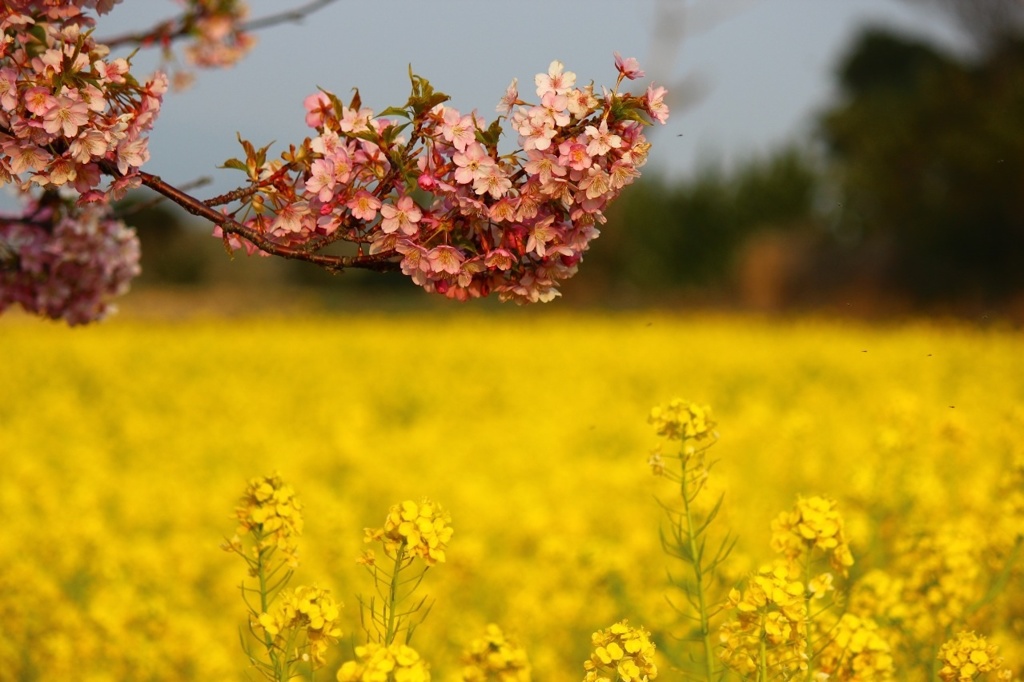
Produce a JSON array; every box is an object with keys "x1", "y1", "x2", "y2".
[
  {"x1": 647, "y1": 399, "x2": 715, "y2": 442},
  {"x1": 256, "y1": 585, "x2": 342, "y2": 667},
  {"x1": 875, "y1": 528, "x2": 984, "y2": 646},
  {"x1": 230, "y1": 473, "x2": 304, "y2": 567},
  {"x1": 770, "y1": 495, "x2": 855, "y2": 574},
  {"x1": 582, "y1": 620, "x2": 657, "y2": 682},
  {"x1": 336, "y1": 643, "x2": 430, "y2": 682},
  {"x1": 815, "y1": 613, "x2": 895, "y2": 680},
  {"x1": 937, "y1": 631, "x2": 1011, "y2": 681},
  {"x1": 719, "y1": 561, "x2": 808, "y2": 677},
  {"x1": 366, "y1": 499, "x2": 453, "y2": 566},
  {"x1": 3, "y1": 313, "x2": 1024, "y2": 679},
  {"x1": 460, "y1": 623, "x2": 531, "y2": 682}
]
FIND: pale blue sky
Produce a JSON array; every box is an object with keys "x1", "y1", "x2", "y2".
[{"x1": 3, "y1": 0, "x2": 968, "y2": 209}]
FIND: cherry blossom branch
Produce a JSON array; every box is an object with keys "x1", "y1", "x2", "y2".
[
  {"x1": 241, "y1": 0, "x2": 340, "y2": 32},
  {"x1": 134, "y1": 170, "x2": 399, "y2": 273},
  {"x1": 101, "y1": 0, "x2": 340, "y2": 50},
  {"x1": 0, "y1": 3, "x2": 669, "y2": 323},
  {"x1": 203, "y1": 165, "x2": 297, "y2": 208}
]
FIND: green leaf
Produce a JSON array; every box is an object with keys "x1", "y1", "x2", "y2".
[
  {"x1": 220, "y1": 158, "x2": 248, "y2": 172},
  {"x1": 236, "y1": 133, "x2": 256, "y2": 160},
  {"x1": 316, "y1": 87, "x2": 345, "y2": 120},
  {"x1": 608, "y1": 99, "x2": 652, "y2": 126},
  {"x1": 379, "y1": 106, "x2": 411, "y2": 119},
  {"x1": 405, "y1": 68, "x2": 450, "y2": 117},
  {"x1": 381, "y1": 122, "x2": 411, "y2": 145},
  {"x1": 344, "y1": 129, "x2": 379, "y2": 144},
  {"x1": 475, "y1": 118, "x2": 504, "y2": 149}
]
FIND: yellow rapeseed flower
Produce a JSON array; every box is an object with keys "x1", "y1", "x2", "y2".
[
  {"x1": 582, "y1": 620, "x2": 657, "y2": 682},
  {"x1": 460, "y1": 623, "x2": 531, "y2": 682},
  {"x1": 770, "y1": 495, "x2": 854, "y2": 575},
  {"x1": 719, "y1": 561, "x2": 807, "y2": 678},
  {"x1": 256, "y1": 585, "x2": 342, "y2": 667},
  {"x1": 337, "y1": 642, "x2": 430, "y2": 682},
  {"x1": 937, "y1": 631, "x2": 1011, "y2": 681},
  {"x1": 366, "y1": 498, "x2": 453, "y2": 565},
  {"x1": 231, "y1": 473, "x2": 304, "y2": 567},
  {"x1": 815, "y1": 613, "x2": 895, "y2": 681},
  {"x1": 648, "y1": 399, "x2": 715, "y2": 442}
]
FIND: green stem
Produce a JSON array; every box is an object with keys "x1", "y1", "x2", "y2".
[
  {"x1": 385, "y1": 543, "x2": 407, "y2": 646},
  {"x1": 758, "y1": 617, "x2": 768, "y2": 682},
  {"x1": 252, "y1": 538, "x2": 295, "y2": 682},
  {"x1": 803, "y1": 557, "x2": 814, "y2": 682},
  {"x1": 681, "y1": 468, "x2": 716, "y2": 682}
]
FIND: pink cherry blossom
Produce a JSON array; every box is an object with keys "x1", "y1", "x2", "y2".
[
  {"x1": 339, "y1": 106, "x2": 374, "y2": 134},
  {"x1": 645, "y1": 84, "x2": 670, "y2": 124},
  {"x1": 524, "y1": 149, "x2": 566, "y2": 183},
  {"x1": 115, "y1": 135, "x2": 149, "y2": 175},
  {"x1": 473, "y1": 164, "x2": 512, "y2": 199},
  {"x1": 305, "y1": 158, "x2": 337, "y2": 202},
  {"x1": 440, "y1": 108, "x2": 479, "y2": 152},
  {"x1": 584, "y1": 120, "x2": 622, "y2": 157},
  {"x1": 304, "y1": 92, "x2": 332, "y2": 128},
  {"x1": 23, "y1": 87, "x2": 54, "y2": 116},
  {"x1": 557, "y1": 139, "x2": 593, "y2": 172},
  {"x1": 426, "y1": 245, "x2": 464, "y2": 274},
  {"x1": 496, "y1": 77, "x2": 518, "y2": 115},
  {"x1": 346, "y1": 190, "x2": 382, "y2": 221},
  {"x1": 270, "y1": 200, "x2": 312, "y2": 234},
  {"x1": 42, "y1": 95, "x2": 90, "y2": 137},
  {"x1": 579, "y1": 167, "x2": 612, "y2": 200},
  {"x1": 4, "y1": 139, "x2": 49, "y2": 175},
  {"x1": 566, "y1": 86, "x2": 598, "y2": 118},
  {"x1": 512, "y1": 107, "x2": 558, "y2": 152},
  {"x1": 380, "y1": 195, "x2": 422, "y2": 235},
  {"x1": 535, "y1": 60, "x2": 576, "y2": 97},
  {"x1": 540, "y1": 92, "x2": 570, "y2": 127},
  {"x1": 0, "y1": 68, "x2": 18, "y2": 110},
  {"x1": 453, "y1": 143, "x2": 495, "y2": 185},
  {"x1": 525, "y1": 217, "x2": 559, "y2": 258},
  {"x1": 613, "y1": 52, "x2": 646, "y2": 80},
  {"x1": 485, "y1": 248, "x2": 516, "y2": 271}
]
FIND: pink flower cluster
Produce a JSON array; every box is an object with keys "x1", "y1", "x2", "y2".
[
  {"x1": 222, "y1": 57, "x2": 669, "y2": 303},
  {"x1": 0, "y1": 198, "x2": 141, "y2": 325},
  {"x1": 2, "y1": 1, "x2": 122, "y2": 17},
  {"x1": 0, "y1": 3, "x2": 167, "y2": 201},
  {"x1": 180, "y1": 0, "x2": 256, "y2": 69}
]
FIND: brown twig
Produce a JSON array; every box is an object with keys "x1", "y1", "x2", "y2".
[
  {"x1": 241, "y1": 0, "x2": 340, "y2": 32},
  {"x1": 101, "y1": 0, "x2": 341, "y2": 51},
  {"x1": 203, "y1": 164, "x2": 298, "y2": 208},
  {"x1": 136, "y1": 170, "x2": 398, "y2": 273},
  {"x1": 118, "y1": 176, "x2": 212, "y2": 216}
]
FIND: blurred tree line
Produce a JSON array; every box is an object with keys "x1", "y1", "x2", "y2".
[{"x1": 127, "y1": 7, "x2": 1024, "y2": 316}]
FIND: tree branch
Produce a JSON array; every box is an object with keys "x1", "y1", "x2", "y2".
[
  {"x1": 135, "y1": 170, "x2": 399, "y2": 273},
  {"x1": 241, "y1": 0, "x2": 341, "y2": 33},
  {"x1": 101, "y1": 0, "x2": 342, "y2": 51}
]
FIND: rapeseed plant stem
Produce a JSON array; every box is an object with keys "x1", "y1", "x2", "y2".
[
  {"x1": 803, "y1": 558, "x2": 814, "y2": 682},
  {"x1": 225, "y1": 475, "x2": 341, "y2": 682},
  {"x1": 680, "y1": 460, "x2": 717, "y2": 682},
  {"x1": 649, "y1": 399, "x2": 725, "y2": 681},
  {"x1": 968, "y1": 535, "x2": 1022, "y2": 617},
  {"x1": 758, "y1": 628, "x2": 768, "y2": 682},
  {"x1": 253, "y1": 546, "x2": 286, "y2": 680},
  {"x1": 385, "y1": 543, "x2": 407, "y2": 646}
]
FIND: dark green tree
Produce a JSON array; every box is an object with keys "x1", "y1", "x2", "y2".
[
  {"x1": 567, "y1": 146, "x2": 819, "y2": 302},
  {"x1": 820, "y1": 26, "x2": 1024, "y2": 305}
]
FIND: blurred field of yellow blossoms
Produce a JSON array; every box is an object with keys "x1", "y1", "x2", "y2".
[{"x1": 1, "y1": 311, "x2": 1022, "y2": 680}]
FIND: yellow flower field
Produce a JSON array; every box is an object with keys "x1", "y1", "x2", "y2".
[{"x1": 1, "y1": 310, "x2": 1022, "y2": 680}]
